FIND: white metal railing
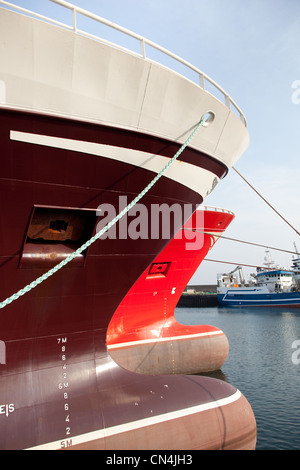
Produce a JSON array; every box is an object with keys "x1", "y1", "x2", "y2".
[
  {"x1": 0, "y1": 0, "x2": 247, "y2": 126},
  {"x1": 197, "y1": 205, "x2": 235, "y2": 215}
]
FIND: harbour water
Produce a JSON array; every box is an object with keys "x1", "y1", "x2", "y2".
[{"x1": 175, "y1": 306, "x2": 300, "y2": 450}]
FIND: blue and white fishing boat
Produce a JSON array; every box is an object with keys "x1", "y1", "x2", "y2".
[{"x1": 217, "y1": 251, "x2": 300, "y2": 308}]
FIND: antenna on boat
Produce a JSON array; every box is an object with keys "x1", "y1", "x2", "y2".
[{"x1": 263, "y1": 250, "x2": 275, "y2": 269}]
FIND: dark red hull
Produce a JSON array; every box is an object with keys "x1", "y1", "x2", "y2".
[
  {"x1": 0, "y1": 109, "x2": 256, "y2": 450},
  {"x1": 107, "y1": 208, "x2": 234, "y2": 374}
]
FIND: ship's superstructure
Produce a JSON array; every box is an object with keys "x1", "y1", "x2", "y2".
[{"x1": 217, "y1": 251, "x2": 300, "y2": 308}]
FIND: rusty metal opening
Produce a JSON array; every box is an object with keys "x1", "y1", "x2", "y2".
[{"x1": 20, "y1": 206, "x2": 98, "y2": 268}]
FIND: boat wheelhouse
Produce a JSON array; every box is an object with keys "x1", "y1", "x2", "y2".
[{"x1": 217, "y1": 251, "x2": 300, "y2": 308}]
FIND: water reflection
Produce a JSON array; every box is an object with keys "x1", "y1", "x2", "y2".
[{"x1": 175, "y1": 306, "x2": 300, "y2": 450}]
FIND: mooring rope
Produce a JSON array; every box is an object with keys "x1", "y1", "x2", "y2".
[
  {"x1": 233, "y1": 167, "x2": 300, "y2": 237},
  {"x1": 0, "y1": 117, "x2": 206, "y2": 310},
  {"x1": 183, "y1": 229, "x2": 300, "y2": 256},
  {"x1": 204, "y1": 257, "x2": 298, "y2": 273},
  {"x1": 204, "y1": 258, "x2": 269, "y2": 270}
]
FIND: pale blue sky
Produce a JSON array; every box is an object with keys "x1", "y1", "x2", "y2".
[{"x1": 4, "y1": 0, "x2": 300, "y2": 283}]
